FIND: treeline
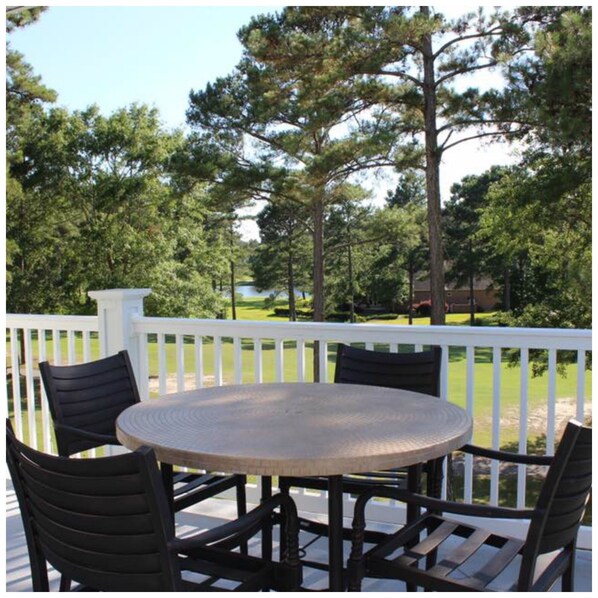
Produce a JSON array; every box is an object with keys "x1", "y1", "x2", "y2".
[{"x1": 6, "y1": 7, "x2": 591, "y2": 333}]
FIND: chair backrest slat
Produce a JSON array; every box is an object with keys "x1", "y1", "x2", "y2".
[
  {"x1": 334, "y1": 344, "x2": 441, "y2": 397},
  {"x1": 39, "y1": 350, "x2": 140, "y2": 456}
]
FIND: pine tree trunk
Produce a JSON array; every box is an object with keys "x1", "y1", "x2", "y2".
[
  {"x1": 218, "y1": 278, "x2": 225, "y2": 319},
  {"x1": 469, "y1": 249, "x2": 475, "y2": 326},
  {"x1": 230, "y1": 260, "x2": 237, "y2": 321},
  {"x1": 348, "y1": 240, "x2": 355, "y2": 323},
  {"x1": 408, "y1": 257, "x2": 414, "y2": 326},
  {"x1": 288, "y1": 251, "x2": 297, "y2": 322},
  {"x1": 421, "y1": 6, "x2": 446, "y2": 325},
  {"x1": 312, "y1": 193, "x2": 326, "y2": 381},
  {"x1": 503, "y1": 267, "x2": 511, "y2": 311}
]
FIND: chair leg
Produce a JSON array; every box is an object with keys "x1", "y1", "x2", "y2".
[
  {"x1": 59, "y1": 575, "x2": 71, "y2": 592},
  {"x1": 29, "y1": 543, "x2": 50, "y2": 592},
  {"x1": 278, "y1": 477, "x2": 290, "y2": 560},
  {"x1": 405, "y1": 464, "x2": 422, "y2": 591},
  {"x1": 406, "y1": 464, "x2": 422, "y2": 524},
  {"x1": 235, "y1": 475, "x2": 248, "y2": 555},
  {"x1": 562, "y1": 549, "x2": 576, "y2": 592},
  {"x1": 261, "y1": 476, "x2": 273, "y2": 561},
  {"x1": 160, "y1": 462, "x2": 175, "y2": 521}
]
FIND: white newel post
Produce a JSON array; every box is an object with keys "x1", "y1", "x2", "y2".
[{"x1": 88, "y1": 288, "x2": 151, "y2": 386}]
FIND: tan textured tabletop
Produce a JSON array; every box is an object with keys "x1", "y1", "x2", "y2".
[{"x1": 116, "y1": 383, "x2": 472, "y2": 477}]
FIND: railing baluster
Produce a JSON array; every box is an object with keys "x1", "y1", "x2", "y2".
[
  {"x1": 366, "y1": 341, "x2": 374, "y2": 351},
  {"x1": 576, "y1": 350, "x2": 586, "y2": 422},
  {"x1": 490, "y1": 346, "x2": 502, "y2": 506},
  {"x1": 439, "y1": 344, "x2": 450, "y2": 500},
  {"x1": 195, "y1": 335, "x2": 203, "y2": 389},
  {"x1": 415, "y1": 343, "x2": 423, "y2": 352},
  {"x1": 67, "y1": 330, "x2": 76, "y2": 364},
  {"x1": 296, "y1": 339, "x2": 305, "y2": 382},
  {"x1": 517, "y1": 348, "x2": 529, "y2": 509},
  {"x1": 53, "y1": 329, "x2": 62, "y2": 365},
  {"x1": 10, "y1": 328, "x2": 23, "y2": 439},
  {"x1": 319, "y1": 341, "x2": 328, "y2": 383},
  {"x1": 83, "y1": 330, "x2": 91, "y2": 362},
  {"x1": 440, "y1": 345, "x2": 449, "y2": 402},
  {"x1": 137, "y1": 333, "x2": 149, "y2": 401},
  {"x1": 275, "y1": 339, "x2": 284, "y2": 382},
  {"x1": 37, "y1": 329, "x2": 52, "y2": 454},
  {"x1": 24, "y1": 329, "x2": 37, "y2": 449},
  {"x1": 176, "y1": 334, "x2": 185, "y2": 392},
  {"x1": 254, "y1": 338, "x2": 263, "y2": 383},
  {"x1": 158, "y1": 333, "x2": 167, "y2": 395},
  {"x1": 390, "y1": 342, "x2": 398, "y2": 353},
  {"x1": 234, "y1": 337, "x2": 243, "y2": 384},
  {"x1": 214, "y1": 336, "x2": 223, "y2": 386},
  {"x1": 546, "y1": 349, "x2": 557, "y2": 455},
  {"x1": 464, "y1": 345, "x2": 475, "y2": 504}
]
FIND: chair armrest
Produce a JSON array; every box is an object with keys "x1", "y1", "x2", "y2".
[
  {"x1": 354, "y1": 485, "x2": 535, "y2": 521},
  {"x1": 169, "y1": 493, "x2": 299, "y2": 553},
  {"x1": 459, "y1": 443, "x2": 553, "y2": 466},
  {"x1": 54, "y1": 423, "x2": 119, "y2": 446}
]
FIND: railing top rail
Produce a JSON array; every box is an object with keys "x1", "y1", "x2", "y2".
[
  {"x1": 6, "y1": 314, "x2": 99, "y2": 332},
  {"x1": 131, "y1": 316, "x2": 592, "y2": 351}
]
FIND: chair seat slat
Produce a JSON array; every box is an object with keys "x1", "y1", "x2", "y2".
[{"x1": 427, "y1": 528, "x2": 492, "y2": 577}]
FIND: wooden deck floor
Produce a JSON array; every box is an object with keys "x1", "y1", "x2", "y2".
[{"x1": 5, "y1": 479, "x2": 592, "y2": 592}]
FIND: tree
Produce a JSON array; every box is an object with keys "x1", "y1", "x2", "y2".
[
  {"x1": 187, "y1": 66, "x2": 399, "y2": 327},
  {"x1": 443, "y1": 167, "x2": 509, "y2": 324},
  {"x1": 385, "y1": 171, "x2": 428, "y2": 323},
  {"x1": 188, "y1": 23, "x2": 412, "y2": 378},
  {"x1": 251, "y1": 201, "x2": 311, "y2": 322},
  {"x1": 6, "y1": 7, "x2": 62, "y2": 312},
  {"x1": 7, "y1": 102, "x2": 226, "y2": 318},
  {"x1": 386, "y1": 170, "x2": 426, "y2": 209},
  {"x1": 246, "y1": 6, "x2": 537, "y2": 324},
  {"x1": 479, "y1": 7, "x2": 591, "y2": 336},
  {"x1": 325, "y1": 200, "x2": 373, "y2": 322}
]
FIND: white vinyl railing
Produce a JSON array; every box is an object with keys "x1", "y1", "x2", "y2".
[
  {"x1": 6, "y1": 315, "x2": 99, "y2": 453},
  {"x1": 5, "y1": 289, "x2": 592, "y2": 548}
]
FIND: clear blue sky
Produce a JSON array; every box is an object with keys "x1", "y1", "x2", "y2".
[
  {"x1": 9, "y1": 5, "x2": 276, "y2": 130},
  {"x1": 9, "y1": 4, "x2": 518, "y2": 231}
]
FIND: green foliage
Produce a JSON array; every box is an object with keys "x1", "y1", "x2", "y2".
[
  {"x1": 478, "y1": 8, "x2": 591, "y2": 335},
  {"x1": 443, "y1": 167, "x2": 511, "y2": 320},
  {"x1": 480, "y1": 161, "x2": 590, "y2": 329},
  {"x1": 6, "y1": 102, "x2": 226, "y2": 318},
  {"x1": 386, "y1": 170, "x2": 426, "y2": 209},
  {"x1": 250, "y1": 200, "x2": 312, "y2": 321}
]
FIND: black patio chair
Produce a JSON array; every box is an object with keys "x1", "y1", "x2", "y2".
[
  {"x1": 348, "y1": 419, "x2": 592, "y2": 592},
  {"x1": 39, "y1": 350, "x2": 247, "y2": 516},
  {"x1": 279, "y1": 344, "x2": 443, "y2": 563},
  {"x1": 6, "y1": 419, "x2": 302, "y2": 592}
]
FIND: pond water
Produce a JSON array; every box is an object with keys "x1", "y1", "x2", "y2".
[{"x1": 232, "y1": 284, "x2": 309, "y2": 298}]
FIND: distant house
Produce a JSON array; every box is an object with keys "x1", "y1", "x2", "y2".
[{"x1": 413, "y1": 276, "x2": 499, "y2": 312}]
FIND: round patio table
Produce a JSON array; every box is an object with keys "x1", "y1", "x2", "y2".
[{"x1": 116, "y1": 382, "x2": 472, "y2": 591}]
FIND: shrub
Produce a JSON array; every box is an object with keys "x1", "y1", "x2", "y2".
[{"x1": 365, "y1": 313, "x2": 398, "y2": 321}]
